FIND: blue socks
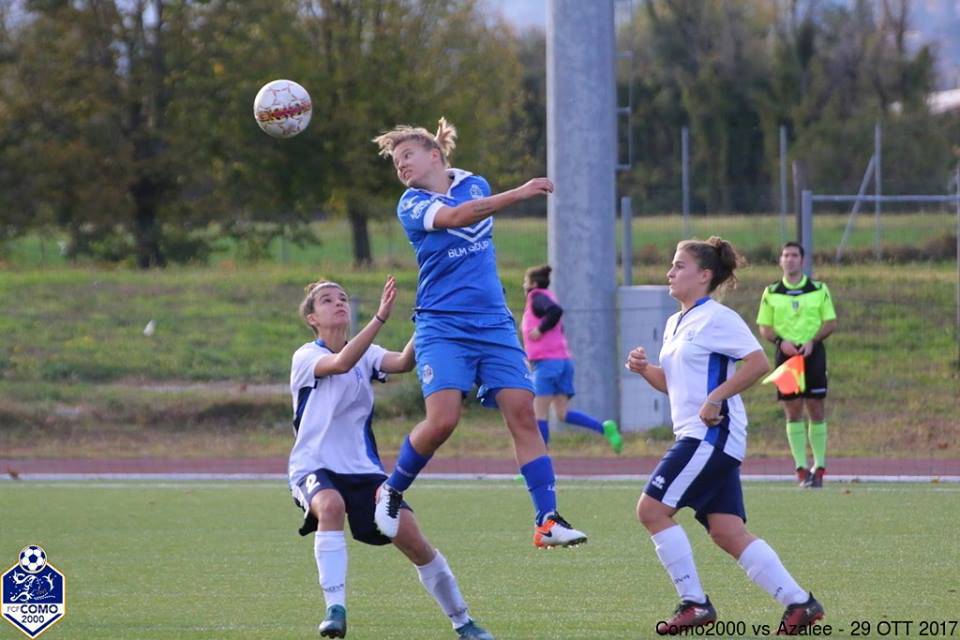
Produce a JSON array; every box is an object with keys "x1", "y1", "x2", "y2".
[
  {"x1": 387, "y1": 436, "x2": 432, "y2": 492},
  {"x1": 537, "y1": 419, "x2": 550, "y2": 446},
  {"x1": 565, "y1": 410, "x2": 604, "y2": 434},
  {"x1": 520, "y1": 455, "x2": 557, "y2": 524}
]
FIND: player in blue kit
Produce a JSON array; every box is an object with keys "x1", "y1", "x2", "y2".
[
  {"x1": 626, "y1": 237, "x2": 824, "y2": 635},
  {"x1": 289, "y1": 276, "x2": 494, "y2": 639},
  {"x1": 372, "y1": 118, "x2": 586, "y2": 548}
]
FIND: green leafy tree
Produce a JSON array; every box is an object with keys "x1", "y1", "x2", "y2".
[{"x1": 300, "y1": 0, "x2": 531, "y2": 265}]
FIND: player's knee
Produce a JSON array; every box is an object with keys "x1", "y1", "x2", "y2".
[
  {"x1": 505, "y1": 403, "x2": 537, "y2": 430},
  {"x1": 708, "y1": 527, "x2": 734, "y2": 551},
  {"x1": 312, "y1": 492, "x2": 345, "y2": 524},
  {"x1": 636, "y1": 498, "x2": 662, "y2": 530},
  {"x1": 424, "y1": 413, "x2": 458, "y2": 440}
]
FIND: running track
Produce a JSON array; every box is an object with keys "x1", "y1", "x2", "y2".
[{"x1": 2, "y1": 456, "x2": 959, "y2": 481}]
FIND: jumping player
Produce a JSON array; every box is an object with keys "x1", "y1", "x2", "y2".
[{"x1": 371, "y1": 118, "x2": 587, "y2": 548}]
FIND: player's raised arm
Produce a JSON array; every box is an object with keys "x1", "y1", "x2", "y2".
[
  {"x1": 431, "y1": 178, "x2": 554, "y2": 229},
  {"x1": 309, "y1": 276, "x2": 396, "y2": 378}
]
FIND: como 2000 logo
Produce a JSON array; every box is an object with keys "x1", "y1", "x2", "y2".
[{"x1": 2, "y1": 545, "x2": 66, "y2": 638}]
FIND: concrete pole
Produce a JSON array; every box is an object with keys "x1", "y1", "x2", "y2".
[{"x1": 547, "y1": 0, "x2": 618, "y2": 421}]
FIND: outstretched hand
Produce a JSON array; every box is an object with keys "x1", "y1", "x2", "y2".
[
  {"x1": 376, "y1": 276, "x2": 397, "y2": 322},
  {"x1": 518, "y1": 177, "x2": 554, "y2": 200}
]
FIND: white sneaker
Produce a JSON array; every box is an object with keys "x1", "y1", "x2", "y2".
[
  {"x1": 533, "y1": 512, "x2": 588, "y2": 548},
  {"x1": 374, "y1": 483, "x2": 403, "y2": 538}
]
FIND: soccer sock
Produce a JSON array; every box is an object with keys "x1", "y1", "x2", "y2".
[
  {"x1": 786, "y1": 421, "x2": 808, "y2": 469},
  {"x1": 415, "y1": 550, "x2": 471, "y2": 629},
  {"x1": 808, "y1": 421, "x2": 828, "y2": 470},
  {"x1": 537, "y1": 419, "x2": 550, "y2": 447},
  {"x1": 387, "y1": 436, "x2": 432, "y2": 492},
  {"x1": 651, "y1": 525, "x2": 707, "y2": 604},
  {"x1": 314, "y1": 531, "x2": 347, "y2": 608},
  {"x1": 737, "y1": 539, "x2": 808, "y2": 607},
  {"x1": 520, "y1": 455, "x2": 558, "y2": 524},
  {"x1": 564, "y1": 410, "x2": 604, "y2": 434}
]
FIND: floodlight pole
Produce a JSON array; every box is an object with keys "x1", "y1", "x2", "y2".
[{"x1": 547, "y1": 0, "x2": 618, "y2": 421}]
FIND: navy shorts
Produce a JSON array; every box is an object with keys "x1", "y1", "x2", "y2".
[
  {"x1": 531, "y1": 359, "x2": 576, "y2": 397},
  {"x1": 775, "y1": 342, "x2": 828, "y2": 400},
  {"x1": 292, "y1": 469, "x2": 411, "y2": 545},
  {"x1": 644, "y1": 436, "x2": 746, "y2": 531}
]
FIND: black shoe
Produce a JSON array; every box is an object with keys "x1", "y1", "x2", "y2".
[
  {"x1": 656, "y1": 596, "x2": 717, "y2": 635},
  {"x1": 777, "y1": 593, "x2": 824, "y2": 635},
  {"x1": 810, "y1": 467, "x2": 825, "y2": 488}
]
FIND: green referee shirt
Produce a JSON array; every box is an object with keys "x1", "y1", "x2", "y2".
[{"x1": 756, "y1": 275, "x2": 837, "y2": 344}]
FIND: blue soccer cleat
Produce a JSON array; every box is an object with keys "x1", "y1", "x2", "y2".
[
  {"x1": 318, "y1": 604, "x2": 346, "y2": 638},
  {"x1": 455, "y1": 619, "x2": 495, "y2": 640}
]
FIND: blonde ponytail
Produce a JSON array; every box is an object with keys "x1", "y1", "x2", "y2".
[{"x1": 373, "y1": 117, "x2": 457, "y2": 166}]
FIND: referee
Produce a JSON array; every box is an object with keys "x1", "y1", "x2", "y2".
[{"x1": 757, "y1": 242, "x2": 838, "y2": 488}]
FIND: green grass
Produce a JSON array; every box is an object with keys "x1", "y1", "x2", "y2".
[
  {"x1": 2, "y1": 212, "x2": 956, "y2": 269},
  {"x1": 1, "y1": 480, "x2": 958, "y2": 639},
  {"x1": 1, "y1": 216, "x2": 958, "y2": 459}
]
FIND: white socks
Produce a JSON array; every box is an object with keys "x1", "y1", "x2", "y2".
[
  {"x1": 416, "y1": 550, "x2": 471, "y2": 628},
  {"x1": 652, "y1": 525, "x2": 707, "y2": 604},
  {"x1": 314, "y1": 531, "x2": 347, "y2": 608},
  {"x1": 738, "y1": 539, "x2": 808, "y2": 607}
]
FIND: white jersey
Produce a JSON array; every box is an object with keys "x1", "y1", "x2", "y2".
[
  {"x1": 659, "y1": 298, "x2": 762, "y2": 461},
  {"x1": 287, "y1": 340, "x2": 388, "y2": 485}
]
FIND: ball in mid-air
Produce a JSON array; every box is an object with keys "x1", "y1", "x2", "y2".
[{"x1": 253, "y1": 79, "x2": 312, "y2": 138}]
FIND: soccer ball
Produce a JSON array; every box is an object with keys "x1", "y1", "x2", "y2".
[
  {"x1": 18, "y1": 545, "x2": 47, "y2": 574},
  {"x1": 253, "y1": 79, "x2": 312, "y2": 138}
]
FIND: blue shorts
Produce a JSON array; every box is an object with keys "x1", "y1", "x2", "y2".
[
  {"x1": 531, "y1": 359, "x2": 576, "y2": 397},
  {"x1": 643, "y1": 435, "x2": 746, "y2": 531},
  {"x1": 414, "y1": 312, "x2": 534, "y2": 407},
  {"x1": 292, "y1": 469, "x2": 411, "y2": 545}
]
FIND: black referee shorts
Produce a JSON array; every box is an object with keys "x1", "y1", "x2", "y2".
[{"x1": 775, "y1": 341, "x2": 828, "y2": 400}]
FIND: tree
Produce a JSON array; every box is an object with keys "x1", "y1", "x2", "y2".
[{"x1": 300, "y1": 0, "x2": 531, "y2": 265}]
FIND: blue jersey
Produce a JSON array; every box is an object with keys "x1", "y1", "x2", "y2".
[{"x1": 396, "y1": 169, "x2": 509, "y2": 314}]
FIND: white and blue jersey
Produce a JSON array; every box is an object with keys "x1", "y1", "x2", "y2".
[
  {"x1": 287, "y1": 340, "x2": 388, "y2": 486},
  {"x1": 659, "y1": 298, "x2": 762, "y2": 461},
  {"x1": 397, "y1": 168, "x2": 509, "y2": 314},
  {"x1": 642, "y1": 298, "x2": 763, "y2": 528}
]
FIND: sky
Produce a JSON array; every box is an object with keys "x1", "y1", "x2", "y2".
[{"x1": 483, "y1": 0, "x2": 546, "y2": 30}]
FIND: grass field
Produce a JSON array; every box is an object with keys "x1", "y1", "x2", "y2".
[
  {"x1": 2, "y1": 479, "x2": 959, "y2": 639},
  {"x1": 1, "y1": 215, "x2": 958, "y2": 460},
  {"x1": 2, "y1": 212, "x2": 956, "y2": 270}
]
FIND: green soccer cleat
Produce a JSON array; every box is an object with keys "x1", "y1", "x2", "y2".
[
  {"x1": 319, "y1": 604, "x2": 346, "y2": 638},
  {"x1": 602, "y1": 420, "x2": 623, "y2": 454}
]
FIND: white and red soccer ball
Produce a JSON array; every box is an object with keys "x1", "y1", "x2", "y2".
[{"x1": 253, "y1": 79, "x2": 312, "y2": 138}]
